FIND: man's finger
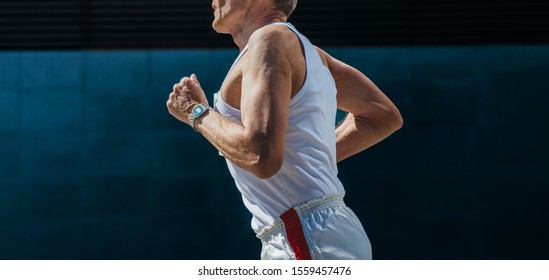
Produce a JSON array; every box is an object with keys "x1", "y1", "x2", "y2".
[
  {"x1": 191, "y1": 74, "x2": 201, "y2": 88},
  {"x1": 167, "y1": 93, "x2": 175, "y2": 110},
  {"x1": 180, "y1": 77, "x2": 191, "y2": 86},
  {"x1": 173, "y1": 83, "x2": 180, "y2": 93}
]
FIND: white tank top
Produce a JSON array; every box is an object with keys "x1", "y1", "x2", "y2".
[{"x1": 214, "y1": 22, "x2": 345, "y2": 233}]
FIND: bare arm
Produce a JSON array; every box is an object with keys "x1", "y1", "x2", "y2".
[
  {"x1": 167, "y1": 27, "x2": 296, "y2": 179},
  {"x1": 317, "y1": 48, "x2": 403, "y2": 162}
]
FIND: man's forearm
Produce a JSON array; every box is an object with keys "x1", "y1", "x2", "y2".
[
  {"x1": 195, "y1": 110, "x2": 256, "y2": 163},
  {"x1": 194, "y1": 110, "x2": 282, "y2": 179},
  {"x1": 336, "y1": 113, "x2": 401, "y2": 162}
]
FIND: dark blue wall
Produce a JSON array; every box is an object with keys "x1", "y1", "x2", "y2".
[{"x1": 1, "y1": 46, "x2": 548, "y2": 259}]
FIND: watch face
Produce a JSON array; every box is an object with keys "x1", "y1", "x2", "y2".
[{"x1": 192, "y1": 105, "x2": 205, "y2": 117}]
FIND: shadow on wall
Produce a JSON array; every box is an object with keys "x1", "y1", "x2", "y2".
[{"x1": 0, "y1": 46, "x2": 548, "y2": 259}]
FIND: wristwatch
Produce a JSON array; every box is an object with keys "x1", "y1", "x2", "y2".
[{"x1": 189, "y1": 103, "x2": 211, "y2": 131}]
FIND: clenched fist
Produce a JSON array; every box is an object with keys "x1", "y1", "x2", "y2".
[{"x1": 166, "y1": 74, "x2": 209, "y2": 125}]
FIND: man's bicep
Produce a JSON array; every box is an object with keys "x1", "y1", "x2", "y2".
[{"x1": 239, "y1": 37, "x2": 293, "y2": 135}]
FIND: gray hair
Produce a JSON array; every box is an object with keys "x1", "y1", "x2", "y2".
[{"x1": 273, "y1": 0, "x2": 298, "y2": 17}]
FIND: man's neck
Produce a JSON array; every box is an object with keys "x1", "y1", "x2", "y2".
[{"x1": 231, "y1": 13, "x2": 287, "y2": 51}]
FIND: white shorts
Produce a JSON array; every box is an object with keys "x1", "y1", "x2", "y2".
[{"x1": 256, "y1": 193, "x2": 372, "y2": 260}]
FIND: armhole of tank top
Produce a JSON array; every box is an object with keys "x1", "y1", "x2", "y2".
[{"x1": 219, "y1": 46, "x2": 249, "y2": 100}]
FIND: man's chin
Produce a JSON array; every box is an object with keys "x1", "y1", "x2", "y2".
[{"x1": 212, "y1": 23, "x2": 229, "y2": 34}]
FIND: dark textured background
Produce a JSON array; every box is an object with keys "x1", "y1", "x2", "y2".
[
  {"x1": 1, "y1": 0, "x2": 548, "y2": 49},
  {"x1": 1, "y1": 1, "x2": 549, "y2": 260}
]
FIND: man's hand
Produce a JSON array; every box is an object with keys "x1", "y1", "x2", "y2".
[{"x1": 166, "y1": 74, "x2": 209, "y2": 125}]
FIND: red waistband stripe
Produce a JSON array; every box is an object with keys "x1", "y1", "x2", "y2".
[{"x1": 280, "y1": 208, "x2": 312, "y2": 260}]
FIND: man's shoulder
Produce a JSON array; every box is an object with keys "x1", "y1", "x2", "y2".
[
  {"x1": 250, "y1": 23, "x2": 294, "y2": 39},
  {"x1": 248, "y1": 23, "x2": 300, "y2": 52}
]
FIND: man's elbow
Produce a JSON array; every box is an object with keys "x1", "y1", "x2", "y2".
[
  {"x1": 388, "y1": 107, "x2": 404, "y2": 132},
  {"x1": 249, "y1": 152, "x2": 283, "y2": 180},
  {"x1": 242, "y1": 132, "x2": 284, "y2": 179},
  {"x1": 367, "y1": 106, "x2": 403, "y2": 134}
]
